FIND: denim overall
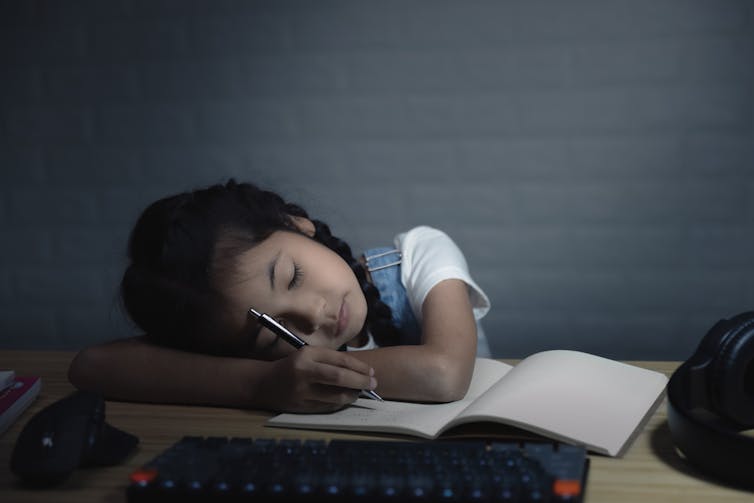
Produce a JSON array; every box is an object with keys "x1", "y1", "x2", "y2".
[{"x1": 362, "y1": 247, "x2": 421, "y2": 345}]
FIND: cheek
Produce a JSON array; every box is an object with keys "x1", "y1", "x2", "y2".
[{"x1": 305, "y1": 334, "x2": 335, "y2": 349}]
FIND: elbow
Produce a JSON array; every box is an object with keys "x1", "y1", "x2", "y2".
[
  {"x1": 425, "y1": 354, "x2": 473, "y2": 402},
  {"x1": 68, "y1": 346, "x2": 104, "y2": 392},
  {"x1": 438, "y1": 377, "x2": 472, "y2": 403}
]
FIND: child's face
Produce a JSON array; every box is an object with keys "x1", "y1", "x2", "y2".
[{"x1": 220, "y1": 230, "x2": 368, "y2": 359}]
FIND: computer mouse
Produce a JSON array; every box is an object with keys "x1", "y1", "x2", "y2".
[{"x1": 10, "y1": 390, "x2": 138, "y2": 487}]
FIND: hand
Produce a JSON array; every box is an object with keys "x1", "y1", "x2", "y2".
[{"x1": 254, "y1": 346, "x2": 377, "y2": 413}]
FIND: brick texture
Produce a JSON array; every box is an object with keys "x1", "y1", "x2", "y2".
[{"x1": 1, "y1": 0, "x2": 753, "y2": 359}]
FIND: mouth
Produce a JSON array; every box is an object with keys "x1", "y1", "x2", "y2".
[{"x1": 336, "y1": 298, "x2": 349, "y2": 338}]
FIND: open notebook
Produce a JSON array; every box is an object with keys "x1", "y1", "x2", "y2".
[{"x1": 267, "y1": 350, "x2": 668, "y2": 457}]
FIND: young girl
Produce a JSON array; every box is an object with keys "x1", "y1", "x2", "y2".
[{"x1": 68, "y1": 180, "x2": 491, "y2": 413}]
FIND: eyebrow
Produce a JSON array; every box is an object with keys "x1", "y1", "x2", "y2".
[{"x1": 268, "y1": 250, "x2": 281, "y2": 291}]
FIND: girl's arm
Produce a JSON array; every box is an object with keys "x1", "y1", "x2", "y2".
[
  {"x1": 68, "y1": 336, "x2": 376, "y2": 413},
  {"x1": 348, "y1": 278, "x2": 478, "y2": 403}
]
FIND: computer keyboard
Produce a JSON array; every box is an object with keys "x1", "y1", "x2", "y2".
[{"x1": 127, "y1": 437, "x2": 589, "y2": 502}]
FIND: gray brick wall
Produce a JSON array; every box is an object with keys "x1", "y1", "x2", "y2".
[{"x1": 1, "y1": 0, "x2": 753, "y2": 360}]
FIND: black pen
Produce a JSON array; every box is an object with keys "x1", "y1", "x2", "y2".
[{"x1": 248, "y1": 308, "x2": 383, "y2": 401}]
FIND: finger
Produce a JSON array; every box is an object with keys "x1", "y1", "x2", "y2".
[
  {"x1": 308, "y1": 361, "x2": 377, "y2": 393},
  {"x1": 305, "y1": 346, "x2": 374, "y2": 377}
]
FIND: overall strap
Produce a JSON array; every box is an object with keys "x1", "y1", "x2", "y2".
[{"x1": 363, "y1": 247, "x2": 421, "y2": 345}]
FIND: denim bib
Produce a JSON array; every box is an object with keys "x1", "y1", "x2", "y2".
[{"x1": 363, "y1": 247, "x2": 421, "y2": 345}]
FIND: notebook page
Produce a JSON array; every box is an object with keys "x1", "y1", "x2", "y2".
[{"x1": 452, "y1": 350, "x2": 668, "y2": 456}]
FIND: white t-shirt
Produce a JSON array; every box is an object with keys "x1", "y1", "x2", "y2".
[
  {"x1": 397, "y1": 226, "x2": 490, "y2": 323},
  {"x1": 351, "y1": 226, "x2": 492, "y2": 357}
]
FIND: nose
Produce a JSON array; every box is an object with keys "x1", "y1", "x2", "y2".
[{"x1": 285, "y1": 295, "x2": 327, "y2": 335}]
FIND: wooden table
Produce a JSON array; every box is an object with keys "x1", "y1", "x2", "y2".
[{"x1": 1, "y1": 351, "x2": 752, "y2": 502}]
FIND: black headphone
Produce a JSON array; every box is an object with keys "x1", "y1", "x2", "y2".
[{"x1": 667, "y1": 311, "x2": 754, "y2": 489}]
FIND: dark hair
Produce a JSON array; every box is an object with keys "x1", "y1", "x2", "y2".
[{"x1": 121, "y1": 179, "x2": 401, "y2": 354}]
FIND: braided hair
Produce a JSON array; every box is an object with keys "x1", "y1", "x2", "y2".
[{"x1": 121, "y1": 179, "x2": 402, "y2": 354}]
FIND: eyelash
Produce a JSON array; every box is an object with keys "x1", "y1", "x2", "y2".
[{"x1": 288, "y1": 263, "x2": 303, "y2": 289}]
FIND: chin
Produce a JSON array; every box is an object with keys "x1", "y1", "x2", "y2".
[{"x1": 343, "y1": 325, "x2": 369, "y2": 349}]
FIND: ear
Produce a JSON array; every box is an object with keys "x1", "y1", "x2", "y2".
[{"x1": 289, "y1": 216, "x2": 316, "y2": 237}]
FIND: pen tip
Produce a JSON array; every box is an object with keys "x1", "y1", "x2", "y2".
[{"x1": 249, "y1": 308, "x2": 260, "y2": 317}]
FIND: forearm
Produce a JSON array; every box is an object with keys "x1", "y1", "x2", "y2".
[
  {"x1": 350, "y1": 343, "x2": 475, "y2": 402},
  {"x1": 68, "y1": 336, "x2": 268, "y2": 408},
  {"x1": 68, "y1": 337, "x2": 377, "y2": 413}
]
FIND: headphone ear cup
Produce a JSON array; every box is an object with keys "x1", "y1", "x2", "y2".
[
  {"x1": 689, "y1": 317, "x2": 733, "y2": 367},
  {"x1": 709, "y1": 312, "x2": 754, "y2": 427}
]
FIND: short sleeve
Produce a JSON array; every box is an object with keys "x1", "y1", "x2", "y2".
[{"x1": 395, "y1": 226, "x2": 490, "y2": 322}]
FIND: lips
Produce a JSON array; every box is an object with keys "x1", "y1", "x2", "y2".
[{"x1": 336, "y1": 298, "x2": 349, "y2": 338}]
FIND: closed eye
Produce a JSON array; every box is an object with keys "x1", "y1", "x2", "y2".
[{"x1": 288, "y1": 262, "x2": 303, "y2": 289}]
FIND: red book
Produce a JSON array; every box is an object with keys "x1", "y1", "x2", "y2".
[{"x1": 0, "y1": 375, "x2": 42, "y2": 436}]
